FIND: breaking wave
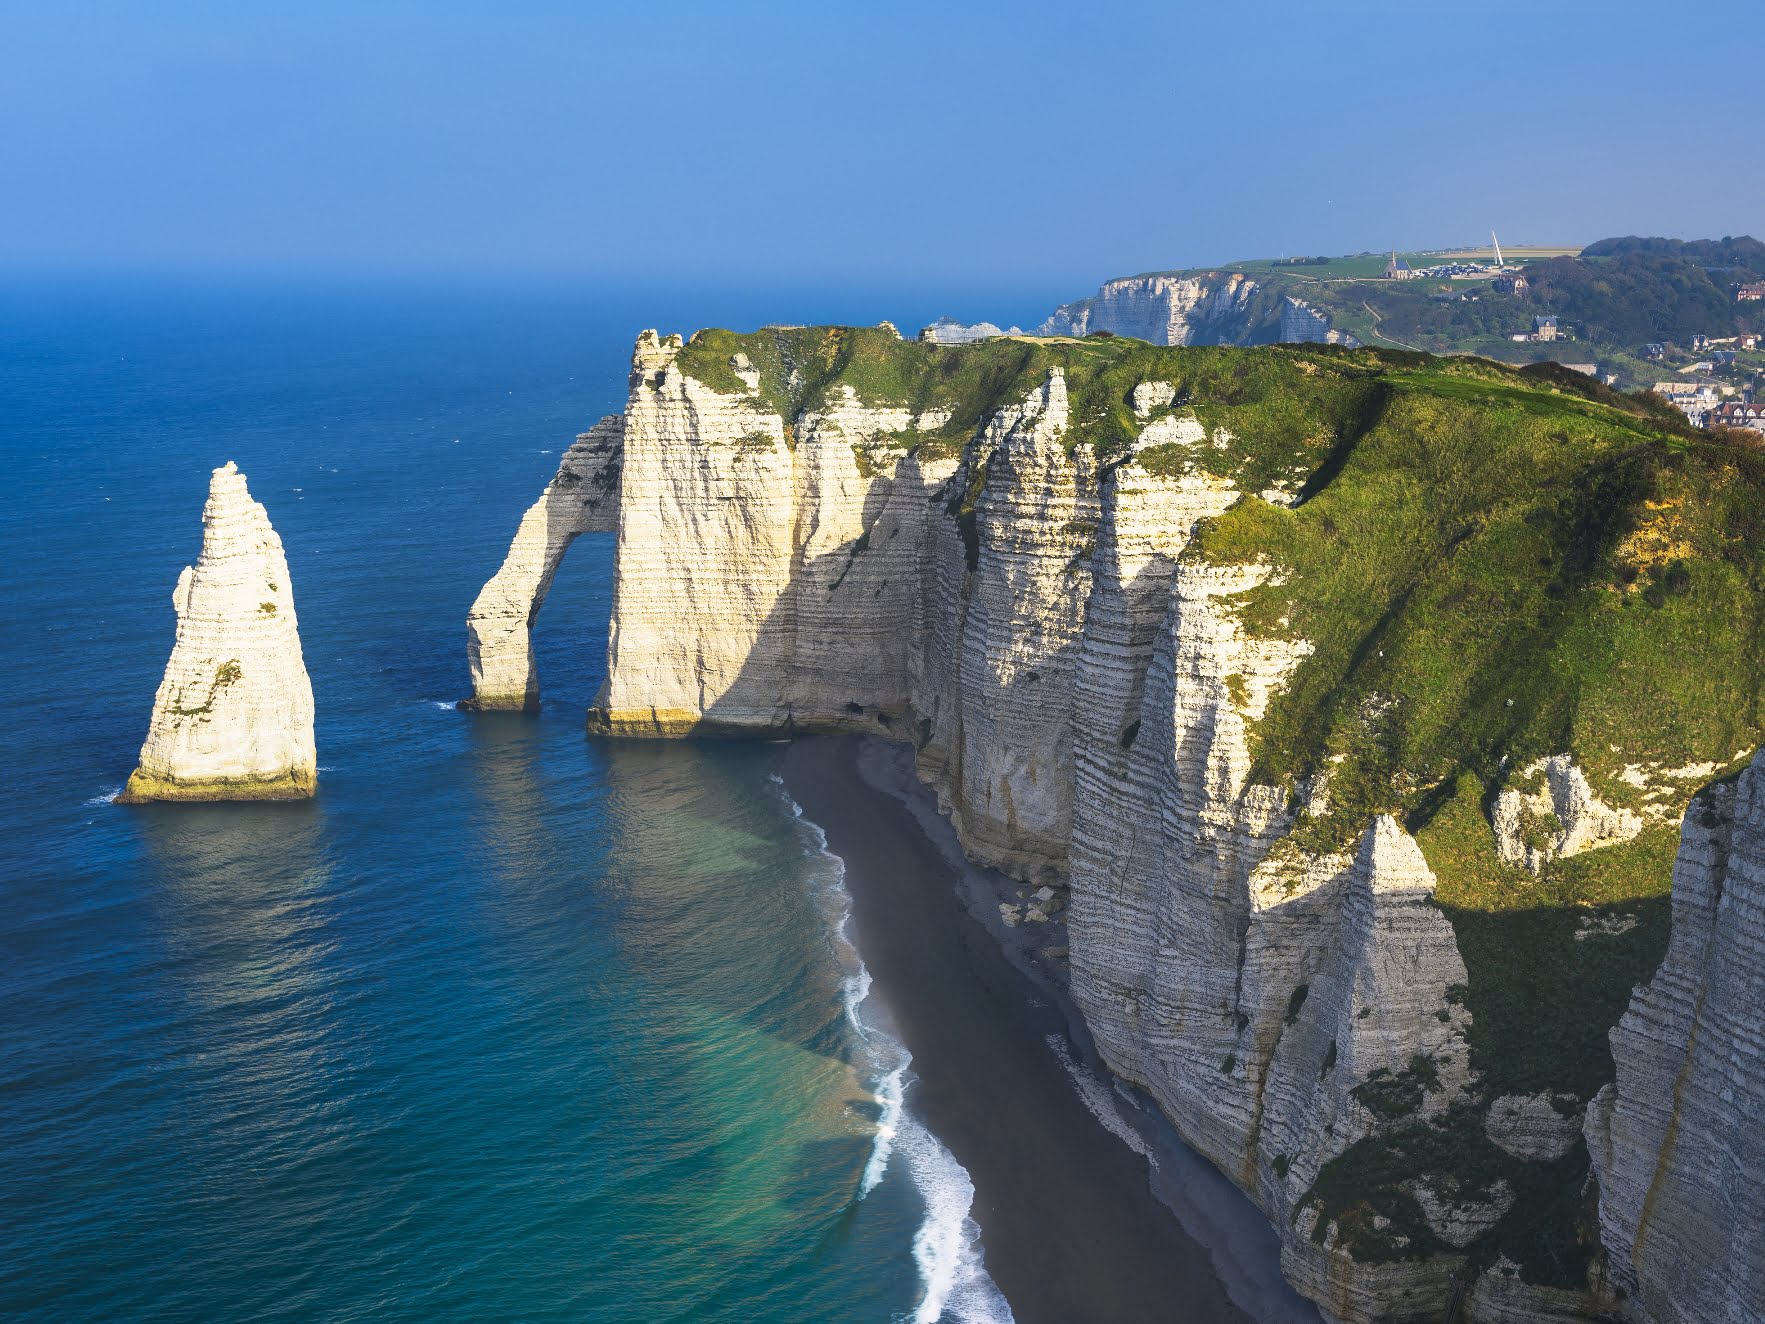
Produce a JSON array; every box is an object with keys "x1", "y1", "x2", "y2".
[{"x1": 770, "y1": 773, "x2": 1014, "y2": 1324}]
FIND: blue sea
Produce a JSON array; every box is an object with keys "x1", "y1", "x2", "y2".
[{"x1": 0, "y1": 277, "x2": 1050, "y2": 1322}]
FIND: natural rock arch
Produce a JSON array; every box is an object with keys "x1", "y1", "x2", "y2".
[{"x1": 463, "y1": 416, "x2": 623, "y2": 710}]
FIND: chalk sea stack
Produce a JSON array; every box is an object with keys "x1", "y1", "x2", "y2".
[{"x1": 118, "y1": 461, "x2": 316, "y2": 803}]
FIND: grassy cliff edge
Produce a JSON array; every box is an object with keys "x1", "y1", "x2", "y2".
[{"x1": 669, "y1": 326, "x2": 1765, "y2": 1284}]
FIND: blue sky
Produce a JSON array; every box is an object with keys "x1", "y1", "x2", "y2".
[{"x1": 3, "y1": 1, "x2": 1760, "y2": 290}]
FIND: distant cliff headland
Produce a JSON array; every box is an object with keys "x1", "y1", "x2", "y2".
[
  {"x1": 928, "y1": 235, "x2": 1765, "y2": 408},
  {"x1": 473, "y1": 324, "x2": 1765, "y2": 1324}
]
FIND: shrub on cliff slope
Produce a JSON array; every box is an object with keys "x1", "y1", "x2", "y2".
[{"x1": 1178, "y1": 349, "x2": 1765, "y2": 1280}]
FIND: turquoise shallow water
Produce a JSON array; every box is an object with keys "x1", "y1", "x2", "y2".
[{"x1": 0, "y1": 279, "x2": 1029, "y2": 1321}]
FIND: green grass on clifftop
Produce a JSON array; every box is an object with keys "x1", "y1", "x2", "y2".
[
  {"x1": 1178, "y1": 347, "x2": 1765, "y2": 1284},
  {"x1": 1190, "y1": 355, "x2": 1763, "y2": 877},
  {"x1": 671, "y1": 333, "x2": 1763, "y2": 847},
  {"x1": 672, "y1": 327, "x2": 1765, "y2": 1285}
]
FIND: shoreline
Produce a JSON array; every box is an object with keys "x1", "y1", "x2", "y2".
[{"x1": 782, "y1": 736, "x2": 1318, "y2": 1324}]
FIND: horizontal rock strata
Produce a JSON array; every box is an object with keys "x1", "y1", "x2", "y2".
[
  {"x1": 120, "y1": 462, "x2": 316, "y2": 802},
  {"x1": 584, "y1": 332, "x2": 956, "y2": 738},
  {"x1": 473, "y1": 328, "x2": 1762, "y2": 1324},
  {"x1": 1585, "y1": 752, "x2": 1765, "y2": 1324}
]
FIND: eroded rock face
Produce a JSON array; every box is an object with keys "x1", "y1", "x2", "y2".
[
  {"x1": 1492, "y1": 755, "x2": 1644, "y2": 874},
  {"x1": 1585, "y1": 753, "x2": 1765, "y2": 1324},
  {"x1": 1069, "y1": 555, "x2": 1314, "y2": 1168},
  {"x1": 1467, "y1": 1257, "x2": 1599, "y2": 1324},
  {"x1": 942, "y1": 272, "x2": 1361, "y2": 348},
  {"x1": 919, "y1": 317, "x2": 1017, "y2": 344},
  {"x1": 910, "y1": 370, "x2": 1095, "y2": 884},
  {"x1": 478, "y1": 331, "x2": 1755, "y2": 1324},
  {"x1": 1485, "y1": 1093, "x2": 1585, "y2": 1163},
  {"x1": 465, "y1": 417, "x2": 624, "y2": 709},
  {"x1": 1038, "y1": 272, "x2": 1264, "y2": 344},
  {"x1": 1280, "y1": 296, "x2": 1361, "y2": 347},
  {"x1": 1131, "y1": 380, "x2": 1177, "y2": 415},
  {"x1": 120, "y1": 462, "x2": 316, "y2": 802},
  {"x1": 587, "y1": 332, "x2": 955, "y2": 738},
  {"x1": 1243, "y1": 818, "x2": 1477, "y2": 1321}
]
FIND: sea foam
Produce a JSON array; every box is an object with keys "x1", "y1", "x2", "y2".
[
  {"x1": 1045, "y1": 1033, "x2": 1156, "y2": 1166},
  {"x1": 770, "y1": 772, "x2": 1014, "y2": 1324},
  {"x1": 897, "y1": 1115, "x2": 1015, "y2": 1324}
]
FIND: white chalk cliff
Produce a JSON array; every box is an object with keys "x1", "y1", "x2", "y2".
[
  {"x1": 472, "y1": 329, "x2": 1758, "y2": 1324},
  {"x1": 1039, "y1": 272, "x2": 1264, "y2": 343},
  {"x1": 919, "y1": 317, "x2": 1019, "y2": 343},
  {"x1": 1491, "y1": 755, "x2": 1646, "y2": 874},
  {"x1": 1280, "y1": 296, "x2": 1361, "y2": 347},
  {"x1": 1034, "y1": 272, "x2": 1358, "y2": 348},
  {"x1": 121, "y1": 462, "x2": 316, "y2": 802},
  {"x1": 1585, "y1": 752, "x2": 1765, "y2": 1324}
]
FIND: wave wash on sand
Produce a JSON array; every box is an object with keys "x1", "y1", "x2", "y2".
[{"x1": 772, "y1": 774, "x2": 1014, "y2": 1324}]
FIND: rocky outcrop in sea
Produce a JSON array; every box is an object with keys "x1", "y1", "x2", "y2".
[
  {"x1": 465, "y1": 418, "x2": 623, "y2": 709},
  {"x1": 120, "y1": 462, "x2": 316, "y2": 803}
]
